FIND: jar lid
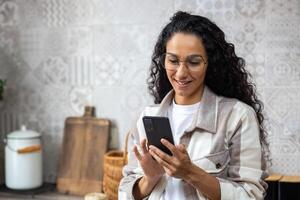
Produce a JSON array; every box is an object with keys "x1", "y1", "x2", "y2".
[
  {"x1": 7, "y1": 125, "x2": 41, "y2": 139},
  {"x1": 84, "y1": 193, "x2": 108, "y2": 200}
]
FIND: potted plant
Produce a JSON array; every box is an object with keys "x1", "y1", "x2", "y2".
[{"x1": 0, "y1": 79, "x2": 5, "y2": 101}]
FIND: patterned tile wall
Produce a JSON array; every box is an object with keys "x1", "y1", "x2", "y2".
[{"x1": 0, "y1": 0, "x2": 299, "y2": 182}]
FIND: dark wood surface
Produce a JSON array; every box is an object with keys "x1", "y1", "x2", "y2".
[
  {"x1": 265, "y1": 175, "x2": 300, "y2": 200},
  {"x1": 0, "y1": 183, "x2": 82, "y2": 200},
  {"x1": 0, "y1": 191, "x2": 82, "y2": 200}
]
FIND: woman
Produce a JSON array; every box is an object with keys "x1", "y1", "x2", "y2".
[{"x1": 119, "y1": 11, "x2": 269, "y2": 200}]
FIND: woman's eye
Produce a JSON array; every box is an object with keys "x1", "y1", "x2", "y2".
[
  {"x1": 188, "y1": 61, "x2": 201, "y2": 66},
  {"x1": 168, "y1": 59, "x2": 178, "y2": 64}
]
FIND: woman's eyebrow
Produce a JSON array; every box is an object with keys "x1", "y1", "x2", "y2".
[
  {"x1": 165, "y1": 52, "x2": 177, "y2": 57},
  {"x1": 165, "y1": 52, "x2": 202, "y2": 58}
]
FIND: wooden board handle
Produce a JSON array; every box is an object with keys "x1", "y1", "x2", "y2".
[
  {"x1": 122, "y1": 131, "x2": 131, "y2": 164},
  {"x1": 17, "y1": 144, "x2": 41, "y2": 154}
]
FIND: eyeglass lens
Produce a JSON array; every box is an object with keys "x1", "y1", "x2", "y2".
[{"x1": 162, "y1": 53, "x2": 206, "y2": 71}]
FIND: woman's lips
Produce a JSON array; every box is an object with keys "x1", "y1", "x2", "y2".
[{"x1": 174, "y1": 79, "x2": 192, "y2": 88}]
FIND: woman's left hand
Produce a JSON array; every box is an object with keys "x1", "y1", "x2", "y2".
[{"x1": 148, "y1": 139, "x2": 193, "y2": 180}]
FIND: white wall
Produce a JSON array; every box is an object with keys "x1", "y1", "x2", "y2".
[{"x1": 0, "y1": 0, "x2": 299, "y2": 182}]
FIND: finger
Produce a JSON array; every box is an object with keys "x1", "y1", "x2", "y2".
[
  {"x1": 149, "y1": 145, "x2": 173, "y2": 164},
  {"x1": 140, "y1": 139, "x2": 148, "y2": 154},
  {"x1": 164, "y1": 167, "x2": 177, "y2": 177},
  {"x1": 161, "y1": 139, "x2": 178, "y2": 156},
  {"x1": 133, "y1": 145, "x2": 142, "y2": 161},
  {"x1": 149, "y1": 149, "x2": 173, "y2": 169},
  {"x1": 177, "y1": 144, "x2": 187, "y2": 153}
]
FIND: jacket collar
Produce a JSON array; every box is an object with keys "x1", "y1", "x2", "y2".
[{"x1": 157, "y1": 85, "x2": 218, "y2": 134}]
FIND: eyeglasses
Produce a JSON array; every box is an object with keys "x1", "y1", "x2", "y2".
[{"x1": 160, "y1": 53, "x2": 207, "y2": 72}]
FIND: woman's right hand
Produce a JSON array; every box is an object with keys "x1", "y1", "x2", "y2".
[
  {"x1": 132, "y1": 138, "x2": 164, "y2": 199},
  {"x1": 133, "y1": 138, "x2": 165, "y2": 181}
]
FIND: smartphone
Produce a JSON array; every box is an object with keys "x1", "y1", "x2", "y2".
[{"x1": 142, "y1": 116, "x2": 174, "y2": 156}]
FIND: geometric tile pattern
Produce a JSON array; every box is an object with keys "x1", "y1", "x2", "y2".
[{"x1": 0, "y1": 0, "x2": 299, "y2": 182}]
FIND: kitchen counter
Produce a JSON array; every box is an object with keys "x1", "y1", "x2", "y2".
[
  {"x1": 0, "y1": 184, "x2": 83, "y2": 200},
  {"x1": 0, "y1": 192, "x2": 83, "y2": 200}
]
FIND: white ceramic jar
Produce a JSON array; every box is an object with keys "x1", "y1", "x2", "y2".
[
  {"x1": 4, "y1": 125, "x2": 43, "y2": 189},
  {"x1": 85, "y1": 193, "x2": 108, "y2": 200}
]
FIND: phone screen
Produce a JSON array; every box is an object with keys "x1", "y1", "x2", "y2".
[{"x1": 142, "y1": 116, "x2": 174, "y2": 156}]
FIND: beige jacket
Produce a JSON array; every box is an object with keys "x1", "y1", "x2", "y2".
[{"x1": 119, "y1": 86, "x2": 268, "y2": 200}]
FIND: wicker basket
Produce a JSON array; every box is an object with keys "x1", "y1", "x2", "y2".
[{"x1": 103, "y1": 132, "x2": 130, "y2": 200}]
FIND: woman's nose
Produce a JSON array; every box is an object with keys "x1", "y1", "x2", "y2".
[{"x1": 175, "y1": 62, "x2": 189, "y2": 77}]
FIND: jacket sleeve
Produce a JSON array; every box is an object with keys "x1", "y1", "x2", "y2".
[
  {"x1": 217, "y1": 104, "x2": 268, "y2": 200},
  {"x1": 118, "y1": 116, "x2": 149, "y2": 200},
  {"x1": 118, "y1": 132, "x2": 144, "y2": 200}
]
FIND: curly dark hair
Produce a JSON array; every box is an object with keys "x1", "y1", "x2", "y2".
[{"x1": 147, "y1": 11, "x2": 270, "y2": 163}]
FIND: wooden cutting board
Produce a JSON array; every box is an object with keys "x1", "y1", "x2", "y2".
[{"x1": 57, "y1": 106, "x2": 110, "y2": 196}]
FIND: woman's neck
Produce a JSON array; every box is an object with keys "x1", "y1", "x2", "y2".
[{"x1": 174, "y1": 87, "x2": 205, "y2": 105}]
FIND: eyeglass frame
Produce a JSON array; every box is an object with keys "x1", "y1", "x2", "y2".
[{"x1": 159, "y1": 52, "x2": 207, "y2": 72}]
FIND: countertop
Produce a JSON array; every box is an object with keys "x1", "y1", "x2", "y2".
[
  {"x1": 0, "y1": 184, "x2": 83, "y2": 200},
  {"x1": 0, "y1": 192, "x2": 83, "y2": 200}
]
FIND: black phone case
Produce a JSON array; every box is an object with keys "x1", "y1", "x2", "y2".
[{"x1": 142, "y1": 116, "x2": 174, "y2": 156}]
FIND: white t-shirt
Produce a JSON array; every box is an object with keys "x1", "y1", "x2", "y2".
[{"x1": 162, "y1": 100, "x2": 201, "y2": 200}]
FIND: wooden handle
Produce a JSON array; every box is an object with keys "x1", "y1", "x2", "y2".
[
  {"x1": 122, "y1": 131, "x2": 131, "y2": 165},
  {"x1": 280, "y1": 175, "x2": 300, "y2": 183},
  {"x1": 265, "y1": 174, "x2": 282, "y2": 181},
  {"x1": 83, "y1": 106, "x2": 95, "y2": 117},
  {"x1": 17, "y1": 144, "x2": 41, "y2": 154}
]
